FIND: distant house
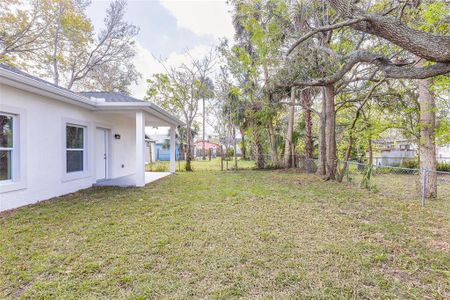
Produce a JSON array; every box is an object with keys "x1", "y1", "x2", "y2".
[
  {"x1": 147, "y1": 134, "x2": 180, "y2": 161},
  {"x1": 437, "y1": 145, "x2": 450, "y2": 163},
  {"x1": 193, "y1": 140, "x2": 221, "y2": 158},
  {"x1": 156, "y1": 142, "x2": 180, "y2": 161},
  {"x1": 368, "y1": 138, "x2": 450, "y2": 166},
  {"x1": 369, "y1": 139, "x2": 417, "y2": 166}
]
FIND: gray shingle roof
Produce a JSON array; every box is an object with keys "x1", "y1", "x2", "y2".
[{"x1": 80, "y1": 91, "x2": 144, "y2": 103}]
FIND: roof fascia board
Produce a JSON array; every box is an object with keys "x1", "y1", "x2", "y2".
[{"x1": 95, "y1": 102, "x2": 152, "y2": 109}]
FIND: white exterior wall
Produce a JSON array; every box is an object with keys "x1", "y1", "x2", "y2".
[
  {"x1": 437, "y1": 145, "x2": 450, "y2": 163},
  {"x1": 0, "y1": 84, "x2": 136, "y2": 211},
  {"x1": 371, "y1": 149, "x2": 417, "y2": 166}
]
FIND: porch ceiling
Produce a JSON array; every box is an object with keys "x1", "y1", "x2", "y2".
[
  {"x1": 96, "y1": 109, "x2": 180, "y2": 127},
  {"x1": 144, "y1": 110, "x2": 175, "y2": 127}
]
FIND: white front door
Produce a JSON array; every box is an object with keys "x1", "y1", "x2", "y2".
[{"x1": 95, "y1": 128, "x2": 108, "y2": 180}]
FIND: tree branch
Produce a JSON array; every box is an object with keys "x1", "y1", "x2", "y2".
[
  {"x1": 279, "y1": 51, "x2": 450, "y2": 88},
  {"x1": 328, "y1": 0, "x2": 450, "y2": 62},
  {"x1": 287, "y1": 17, "x2": 367, "y2": 55}
]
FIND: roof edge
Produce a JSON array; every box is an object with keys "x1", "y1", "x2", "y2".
[
  {"x1": 0, "y1": 66, "x2": 184, "y2": 126},
  {"x1": 0, "y1": 67, "x2": 97, "y2": 109}
]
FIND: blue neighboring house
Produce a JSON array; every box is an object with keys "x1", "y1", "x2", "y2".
[
  {"x1": 146, "y1": 134, "x2": 181, "y2": 161},
  {"x1": 155, "y1": 141, "x2": 180, "y2": 161}
]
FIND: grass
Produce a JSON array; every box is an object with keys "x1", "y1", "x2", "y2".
[
  {"x1": 1, "y1": 169, "x2": 449, "y2": 299},
  {"x1": 345, "y1": 167, "x2": 450, "y2": 208}
]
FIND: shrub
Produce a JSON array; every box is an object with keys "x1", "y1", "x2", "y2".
[
  {"x1": 263, "y1": 161, "x2": 284, "y2": 170},
  {"x1": 226, "y1": 147, "x2": 234, "y2": 158},
  {"x1": 437, "y1": 162, "x2": 450, "y2": 172},
  {"x1": 399, "y1": 160, "x2": 450, "y2": 172},
  {"x1": 146, "y1": 161, "x2": 169, "y2": 172},
  {"x1": 400, "y1": 159, "x2": 418, "y2": 169}
]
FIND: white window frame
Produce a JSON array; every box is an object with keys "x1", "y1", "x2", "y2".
[
  {"x1": 0, "y1": 105, "x2": 26, "y2": 194},
  {"x1": 0, "y1": 113, "x2": 16, "y2": 183},
  {"x1": 62, "y1": 121, "x2": 90, "y2": 182},
  {"x1": 66, "y1": 124, "x2": 86, "y2": 173}
]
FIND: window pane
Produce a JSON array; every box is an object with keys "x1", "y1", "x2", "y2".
[
  {"x1": 0, "y1": 150, "x2": 12, "y2": 180},
  {"x1": 0, "y1": 115, "x2": 13, "y2": 148},
  {"x1": 66, "y1": 126, "x2": 84, "y2": 149},
  {"x1": 67, "y1": 150, "x2": 83, "y2": 172}
]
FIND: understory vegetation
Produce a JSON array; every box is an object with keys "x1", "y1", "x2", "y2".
[
  {"x1": 1, "y1": 170, "x2": 448, "y2": 299},
  {"x1": 145, "y1": 158, "x2": 257, "y2": 172}
]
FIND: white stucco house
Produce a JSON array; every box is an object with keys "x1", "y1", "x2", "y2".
[{"x1": 0, "y1": 64, "x2": 183, "y2": 212}]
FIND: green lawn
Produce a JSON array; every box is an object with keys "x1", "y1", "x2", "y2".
[
  {"x1": 1, "y1": 170, "x2": 449, "y2": 299},
  {"x1": 345, "y1": 170, "x2": 450, "y2": 205}
]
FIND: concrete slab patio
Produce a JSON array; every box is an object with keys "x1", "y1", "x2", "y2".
[
  {"x1": 145, "y1": 172, "x2": 171, "y2": 184},
  {"x1": 95, "y1": 172, "x2": 171, "y2": 187}
]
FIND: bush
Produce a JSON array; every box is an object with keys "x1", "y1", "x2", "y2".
[
  {"x1": 437, "y1": 162, "x2": 450, "y2": 172},
  {"x1": 226, "y1": 147, "x2": 234, "y2": 158},
  {"x1": 399, "y1": 160, "x2": 450, "y2": 172},
  {"x1": 146, "y1": 161, "x2": 169, "y2": 172},
  {"x1": 400, "y1": 159, "x2": 418, "y2": 169},
  {"x1": 263, "y1": 161, "x2": 284, "y2": 170}
]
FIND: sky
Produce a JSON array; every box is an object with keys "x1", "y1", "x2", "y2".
[{"x1": 87, "y1": 0, "x2": 235, "y2": 99}]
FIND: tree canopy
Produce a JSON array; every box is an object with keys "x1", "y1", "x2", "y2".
[{"x1": 0, "y1": 0, "x2": 139, "y2": 93}]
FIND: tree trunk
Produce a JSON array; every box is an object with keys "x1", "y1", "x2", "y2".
[
  {"x1": 337, "y1": 97, "x2": 369, "y2": 182},
  {"x1": 226, "y1": 144, "x2": 229, "y2": 170},
  {"x1": 316, "y1": 87, "x2": 327, "y2": 176},
  {"x1": 220, "y1": 145, "x2": 224, "y2": 171},
  {"x1": 233, "y1": 126, "x2": 238, "y2": 170},
  {"x1": 301, "y1": 89, "x2": 313, "y2": 172},
  {"x1": 240, "y1": 127, "x2": 246, "y2": 160},
  {"x1": 368, "y1": 136, "x2": 373, "y2": 166},
  {"x1": 417, "y1": 77, "x2": 437, "y2": 198},
  {"x1": 337, "y1": 134, "x2": 352, "y2": 183},
  {"x1": 267, "y1": 119, "x2": 278, "y2": 164},
  {"x1": 325, "y1": 84, "x2": 337, "y2": 180},
  {"x1": 202, "y1": 97, "x2": 206, "y2": 160},
  {"x1": 149, "y1": 143, "x2": 153, "y2": 164},
  {"x1": 179, "y1": 144, "x2": 185, "y2": 163},
  {"x1": 252, "y1": 128, "x2": 265, "y2": 169},
  {"x1": 284, "y1": 87, "x2": 295, "y2": 168},
  {"x1": 186, "y1": 126, "x2": 192, "y2": 171}
]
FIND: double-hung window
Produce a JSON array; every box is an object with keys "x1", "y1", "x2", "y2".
[
  {"x1": 0, "y1": 114, "x2": 15, "y2": 181},
  {"x1": 66, "y1": 125, "x2": 85, "y2": 173}
]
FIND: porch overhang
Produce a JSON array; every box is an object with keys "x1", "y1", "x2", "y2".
[{"x1": 95, "y1": 102, "x2": 183, "y2": 127}]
